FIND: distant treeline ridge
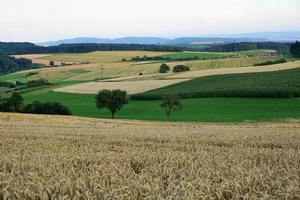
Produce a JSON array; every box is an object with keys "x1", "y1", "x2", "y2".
[{"x1": 0, "y1": 42, "x2": 183, "y2": 55}]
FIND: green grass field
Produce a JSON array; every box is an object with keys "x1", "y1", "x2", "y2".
[
  {"x1": 160, "y1": 52, "x2": 229, "y2": 60},
  {"x1": 22, "y1": 91, "x2": 300, "y2": 122},
  {"x1": 151, "y1": 51, "x2": 276, "y2": 60},
  {"x1": 132, "y1": 68, "x2": 300, "y2": 100}
]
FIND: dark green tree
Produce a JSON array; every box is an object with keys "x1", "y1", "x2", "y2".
[
  {"x1": 96, "y1": 89, "x2": 128, "y2": 119},
  {"x1": 290, "y1": 41, "x2": 300, "y2": 58},
  {"x1": 159, "y1": 63, "x2": 170, "y2": 73},
  {"x1": 6, "y1": 92, "x2": 24, "y2": 112},
  {"x1": 49, "y1": 61, "x2": 55, "y2": 67},
  {"x1": 160, "y1": 94, "x2": 182, "y2": 121},
  {"x1": 173, "y1": 65, "x2": 190, "y2": 73}
]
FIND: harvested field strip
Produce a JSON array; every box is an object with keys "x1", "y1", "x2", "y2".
[
  {"x1": 0, "y1": 113, "x2": 299, "y2": 199},
  {"x1": 53, "y1": 79, "x2": 189, "y2": 94}
]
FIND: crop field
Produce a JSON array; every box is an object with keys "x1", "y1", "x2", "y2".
[
  {"x1": 54, "y1": 79, "x2": 189, "y2": 95},
  {"x1": 12, "y1": 51, "x2": 282, "y2": 83},
  {"x1": 40, "y1": 51, "x2": 173, "y2": 63},
  {"x1": 0, "y1": 113, "x2": 299, "y2": 199},
  {"x1": 159, "y1": 52, "x2": 230, "y2": 59},
  {"x1": 168, "y1": 60, "x2": 300, "y2": 79},
  {"x1": 176, "y1": 56, "x2": 281, "y2": 72},
  {"x1": 133, "y1": 66, "x2": 300, "y2": 100}
]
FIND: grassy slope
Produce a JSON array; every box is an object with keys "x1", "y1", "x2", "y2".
[
  {"x1": 152, "y1": 50, "x2": 275, "y2": 60},
  {"x1": 160, "y1": 52, "x2": 229, "y2": 59},
  {"x1": 23, "y1": 91, "x2": 300, "y2": 122},
  {"x1": 132, "y1": 68, "x2": 300, "y2": 99}
]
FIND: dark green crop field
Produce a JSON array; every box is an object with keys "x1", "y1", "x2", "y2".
[{"x1": 132, "y1": 68, "x2": 300, "y2": 100}]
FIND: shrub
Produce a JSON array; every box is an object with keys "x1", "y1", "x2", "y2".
[
  {"x1": 49, "y1": 61, "x2": 55, "y2": 67},
  {"x1": 16, "y1": 81, "x2": 26, "y2": 87},
  {"x1": 159, "y1": 63, "x2": 170, "y2": 73},
  {"x1": 0, "y1": 81, "x2": 16, "y2": 88},
  {"x1": 173, "y1": 65, "x2": 190, "y2": 73},
  {"x1": 254, "y1": 59, "x2": 287, "y2": 66},
  {"x1": 26, "y1": 79, "x2": 50, "y2": 88},
  {"x1": 26, "y1": 71, "x2": 39, "y2": 77},
  {"x1": 23, "y1": 101, "x2": 71, "y2": 115}
]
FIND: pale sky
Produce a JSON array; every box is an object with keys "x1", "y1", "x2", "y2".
[{"x1": 0, "y1": 0, "x2": 299, "y2": 42}]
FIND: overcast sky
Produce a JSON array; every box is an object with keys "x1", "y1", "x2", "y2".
[{"x1": 0, "y1": 0, "x2": 299, "y2": 42}]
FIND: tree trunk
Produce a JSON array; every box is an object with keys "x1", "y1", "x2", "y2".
[{"x1": 111, "y1": 112, "x2": 115, "y2": 119}]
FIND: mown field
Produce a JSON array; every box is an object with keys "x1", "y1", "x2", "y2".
[
  {"x1": 0, "y1": 113, "x2": 299, "y2": 199},
  {"x1": 22, "y1": 91, "x2": 300, "y2": 122},
  {"x1": 132, "y1": 67, "x2": 300, "y2": 100}
]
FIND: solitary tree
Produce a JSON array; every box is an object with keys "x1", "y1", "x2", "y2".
[
  {"x1": 159, "y1": 63, "x2": 170, "y2": 73},
  {"x1": 49, "y1": 61, "x2": 55, "y2": 67},
  {"x1": 96, "y1": 89, "x2": 128, "y2": 119},
  {"x1": 160, "y1": 94, "x2": 182, "y2": 121}
]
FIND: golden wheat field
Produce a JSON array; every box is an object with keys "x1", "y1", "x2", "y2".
[{"x1": 0, "y1": 113, "x2": 299, "y2": 199}]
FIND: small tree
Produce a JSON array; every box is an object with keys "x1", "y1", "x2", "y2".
[
  {"x1": 96, "y1": 89, "x2": 128, "y2": 119},
  {"x1": 160, "y1": 94, "x2": 182, "y2": 121},
  {"x1": 6, "y1": 92, "x2": 24, "y2": 112},
  {"x1": 49, "y1": 61, "x2": 55, "y2": 67},
  {"x1": 159, "y1": 63, "x2": 170, "y2": 73}
]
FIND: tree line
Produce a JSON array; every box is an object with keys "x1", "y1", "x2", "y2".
[
  {"x1": 129, "y1": 55, "x2": 210, "y2": 62},
  {"x1": 204, "y1": 42, "x2": 292, "y2": 55},
  {"x1": 0, "y1": 53, "x2": 43, "y2": 74},
  {"x1": 0, "y1": 42, "x2": 183, "y2": 55},
  {"x1": 0, "y1": 90, "x2": 182, "y2": 121},
  {"x1": 290, "y1": 41, "x2": 300, "y2": 57}
]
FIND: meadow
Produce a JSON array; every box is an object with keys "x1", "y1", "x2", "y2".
[
  {"x1": 23, "y1": 91, "x2": 300, "y2": 122},
  {"x1": 0, "y1": 112, "x2": 299, "y2": 199}
]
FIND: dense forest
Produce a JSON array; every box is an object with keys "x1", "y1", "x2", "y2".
[
  {"x1": 0, "y1": 42, "x2": 183, "y2": 55},
  {"x1": 290, "y1": 41, "x2": 300, "y2": 57},
  {"x1": 204, "y1": 42, "x2": 291, "y2": 55},
  {"x1": 0, "y1": 53, "x2": 42, "y2": 74}
]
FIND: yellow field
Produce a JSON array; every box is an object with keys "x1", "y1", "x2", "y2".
[
  {"x1": 54, "y1": 79, "x2": 189, "y2": 94},
  {"x1": 0, "y1": 113, "x2": 299, "y2": 199},
  {"x1": 40, "y1": 51, "x2": 172, "y2": 63}
]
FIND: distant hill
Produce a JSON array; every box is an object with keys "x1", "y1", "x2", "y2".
[
  {"x1": 219, "y1": 31, "x2": 300, "y2": 42},
  {"x1": 37, "y1": 32, "x2": 300, "y2": 46},
  {"x1": 38, "y1": 37, "x2": 171, "y2": 46},
  {"x1": 37, "y1": 37, "x2": 267, "y2": 46}
]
